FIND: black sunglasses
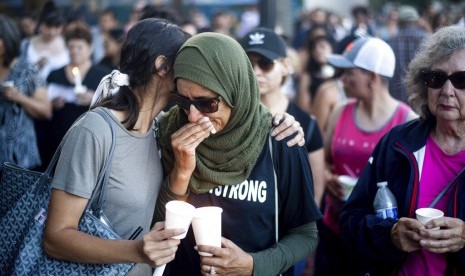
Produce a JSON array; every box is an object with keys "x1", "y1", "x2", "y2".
[
  {"x1": 249, "y1": 57, "x2": 278, "y2": 73},
  {"x1": 171, "y1": 91, "x2": 222, "y2": 113},
  {"x1": 420, "y1": 69, "x2": 465, "y2": 89}
]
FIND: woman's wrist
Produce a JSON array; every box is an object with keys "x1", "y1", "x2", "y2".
[
  {"x1": 245, "y1": 253, "x2": 254, "y2": 275},
  {"x1": 133, "y1": 239, "x2": 148, "y2": 263},
  {"x1": 167, "y1": 172, "x2": 190, "y2": 198}
]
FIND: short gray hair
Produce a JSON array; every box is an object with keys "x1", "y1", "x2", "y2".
[{"x1": 407, "y1": 26, "x2": 465, "y2": 120}]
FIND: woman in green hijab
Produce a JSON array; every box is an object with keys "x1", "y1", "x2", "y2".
[{"x1": 156, "y1": 32, "x2": 321, "y2": 276}]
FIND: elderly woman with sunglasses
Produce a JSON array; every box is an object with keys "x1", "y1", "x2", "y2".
[
  {"x1": 340, "y1": 25, "x2": 465, "y2": 275},
  {"x1": 155, "y1": 32, "x2": 321, "y2": 276},
  {"x1": 315, "y1": 36, "x2": 417, "y2": 276}
]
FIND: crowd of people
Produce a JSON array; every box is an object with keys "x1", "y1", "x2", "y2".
[{"x1": 2, "y1": 0, "x2": 465, "y2": 275}]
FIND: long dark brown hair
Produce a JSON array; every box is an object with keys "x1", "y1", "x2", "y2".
[{"x1": 94, "y1": 18, "x2": 190, "y2": 130}]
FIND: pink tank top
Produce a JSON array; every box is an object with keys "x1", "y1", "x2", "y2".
[
  {"x1": 323, "y1": 100, "x2": 411, "y2": 234},
  {"x1": 398, "y1": 136, "x2": 465, "y2": 276}
]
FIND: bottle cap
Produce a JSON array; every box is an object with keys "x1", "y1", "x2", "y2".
[{"x1": 377, "y1": 181, "x2": 388, "y2": 187}]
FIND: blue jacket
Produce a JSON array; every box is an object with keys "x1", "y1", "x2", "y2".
[{"x1": 340, "y1": 118, "x2": 465, "y2": 275}]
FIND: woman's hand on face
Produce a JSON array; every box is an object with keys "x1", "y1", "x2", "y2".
[
  {"x1": 198, "y1": 237, "x2": 253, "y2": 276},
  {"x1": 391, "y1": 217, "x2": 423, "y2": 252},
  {"x1": 171, "y1": 117, "x2": 215, "y2": 175},
  {"x1": 141, "y1": 222, "x2": 184, "y2": 267},
  {"x1": 271, "y1": 112, "x2": 305, "y2": 147},
  {"x1": 419, "y1": 217, "x2": 465, "y2": 253}
]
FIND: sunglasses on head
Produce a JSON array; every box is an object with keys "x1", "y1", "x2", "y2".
[
  {"x1": 249, "y1": 57, "x2": 278, "y2": 73},
  {"x1": 420, "y1": 69, "x2": 465, "y2": 89},
  {"x1": 171, "y1": 91, "x2": 222, "y2": 113}
]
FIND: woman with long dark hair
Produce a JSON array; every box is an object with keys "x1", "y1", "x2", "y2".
[{"x1": 43, "y1": 19, "x2": 191, "y2": 275}]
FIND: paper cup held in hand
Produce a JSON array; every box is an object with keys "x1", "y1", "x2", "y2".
[
  {"x1": 165, "y1": 200, "x2": 196, "y2": 239},
  {"x1": 192, "y1": 206, "x2": 223, "y2": 256},
  {"x1": 337, "y1": 175, "x2": 358, "y2": 201},
  {"x1": 416, "y1": 207, "x2": 444, "y2": 229}
]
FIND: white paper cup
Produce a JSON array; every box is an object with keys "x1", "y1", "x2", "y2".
[
  {"x1": 416, "y1": 207, "x2": 444, "y2": 230},
  {"x1": 338, "y1": 175, "x2": 358, "y2": 200},
  {"x1": 192, "y1": 206, "x2": 223, "y2": 256},
  {"x1": 165, "y1": 200, "x2": 196, "y2": 239}
]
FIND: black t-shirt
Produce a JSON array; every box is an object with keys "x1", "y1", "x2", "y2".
[
  {"x1": 168, "y1": 137, "x2": 322, "y2": 276},
  {"x1": 286, "y1": 102, "x2": 323, "y2": 153}
]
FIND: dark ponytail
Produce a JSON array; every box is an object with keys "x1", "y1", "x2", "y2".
[{"x1": 97, "y1": 18, "x2": 190, "y2": 130}]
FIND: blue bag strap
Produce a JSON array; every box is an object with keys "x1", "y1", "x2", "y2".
[
  {"x1": 34, "y1": 108, "x2": 116, "y2": 212},
  {"x1": 34, "y1": 112, "x2": 90, "y2": 194},
  {"x1": 86, "y1": 108, "x2": 116, "y2": 213}
]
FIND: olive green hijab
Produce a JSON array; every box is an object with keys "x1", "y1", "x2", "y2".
[{"x1": 158, "y1": 32, "x2": 273, "y2": 194}]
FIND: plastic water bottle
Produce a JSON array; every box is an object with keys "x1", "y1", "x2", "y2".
[{"x1": 373, "y1": 181, "x2": 398, "y2": 219}]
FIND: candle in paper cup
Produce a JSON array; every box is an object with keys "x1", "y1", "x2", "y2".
[
  {"x1": 72, "y1": 67, "x2": 81, "y2": 87},
  {"x1": 72, "y1": 67, "x2": 85, "y2": 94},
  {"x1": 164, "y1": 200, "x2": 195, "y2": 239},
  {"x1": 155, "y1": 200, "x2": 196, "y2": 276},
  {"x1": 192, "y1": 206, "x2": 223, "y2": 256}
]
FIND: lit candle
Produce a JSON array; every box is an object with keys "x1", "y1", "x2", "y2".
[{"x1": 72, "y1": 66, "x2": 84, "y2": 94}]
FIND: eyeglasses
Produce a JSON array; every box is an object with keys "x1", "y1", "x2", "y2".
[
  {"x1": 420, "y1": 70, "x2": 465, "y2": 89},
  {"x1": 171, "y1": 91, "x2": 221, "y2": 113},
  {"x1": 249, "y1": 57, "x2": 278, "y2": 73}
]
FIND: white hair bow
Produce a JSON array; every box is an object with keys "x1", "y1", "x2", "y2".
[{"x1": 91, "y1": 70, "x2": 130, "y2": 105}]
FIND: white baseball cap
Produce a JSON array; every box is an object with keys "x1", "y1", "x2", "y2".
[{"x1": 327, "y1": 37, "x2": 395, "y2": 78}]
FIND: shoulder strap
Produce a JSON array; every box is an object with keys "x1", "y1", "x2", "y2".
[
  {"x1": 86, "y1": 109, "x2": 116, "y2": 212},
  {"x1": 35, "y1": 109, "x2": 115, "y2": 213},
  {"x1": 268, "y1": 136, "x2": 279, "y2": 243},
  {"x1": 429, "y1": 166, "x2": 465, "y2": 208},
  {"x1": 34, "y1": 112, "x2": 89, "y2": 194},
  {"x1": 269, "y1": 136, "x2": 283, "y2": 276}
]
